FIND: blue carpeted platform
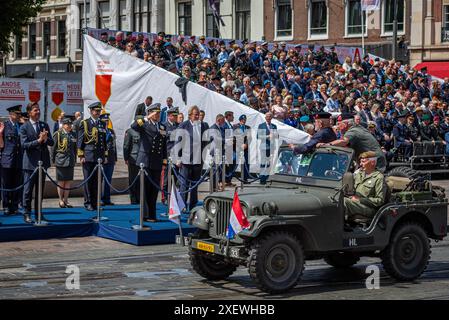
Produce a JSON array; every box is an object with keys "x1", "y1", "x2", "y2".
[{"x1": 0, "y1": 203, "x2": 198, "y2": 246}]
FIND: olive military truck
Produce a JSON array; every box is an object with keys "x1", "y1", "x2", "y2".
[{"x1": 185, "y1": 146, "x2": 448, "y2": 293}]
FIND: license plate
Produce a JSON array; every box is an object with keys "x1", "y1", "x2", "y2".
[{"x1": 196, "y1": 241, "x2": 215, "y2": 253}]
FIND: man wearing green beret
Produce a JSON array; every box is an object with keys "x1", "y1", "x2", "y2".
[
  {"x1": 419, "y1": 113, "x2": 440, "y2": 157},
  {"x1": 344, "y1": 151, "x2": 387, "y2": 222}
]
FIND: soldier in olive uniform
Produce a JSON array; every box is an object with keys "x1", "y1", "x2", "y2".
[
  {"x1": 0, "y1": 105, "x2": 23, "y2": 215},
  {"x1": 51, "y1": 115, "x2": 77, "y2": 208},
  {"x1": 77, "y1": 102, "x2": 108, "y2": 211},
  {"x1": 123, "y1": 116, "x2": 142, "y2": 204},
  {"x1": 131, "y1": 104, "x2": 167, "y2": 222},
  {"x1": 344, "y1": 151, "x2": 387, "y2": 222},
  {"x1": 100, "y1": 112, "x2": 118, "y2": 206}
]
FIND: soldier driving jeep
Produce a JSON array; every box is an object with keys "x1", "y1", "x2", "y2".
[{"x1": 344, "y1": 151, "x2": 387, "y2": 224}]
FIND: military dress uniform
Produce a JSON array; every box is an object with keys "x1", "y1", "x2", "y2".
[
  {"x1": 101, "y1": 113, "x2": 118, "y2": 205},
  {"x1": 51, "y1": 116, "x2": 77, "y2": 181},
  {"x1": 392, "y1": 115, "x2": 412, "y2": 159},
  {"x1": 131, "y1": 105, "x2": 167, "y2": 221},
  {"x1": 123, "y1": 120, "x2": 141, "y2": 204},
  {"x1": 77, "y1": 102, "x2": 108, "y2": 211},
  {"x1": 0, "y1": 105, "x2": 23, "y2": 215},
  {"x1": 344, "y1": 152, "x2": 387, "y2": 222},
  {"x1": 161, "y1": 107, "x2": 179, "y2": 201}
]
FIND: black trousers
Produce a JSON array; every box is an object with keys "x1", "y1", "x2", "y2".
[
  {"x1": 23, "y1": 169, "x2": 46, "y2": 217},
  {"x1": 82, "y1": 162, "x2": 98, "y2": 209},
  {"x1": 180, "y1": 164, "x2": 202, "y2": 210},
  {"x1": 128, "y1": 163, "x2": 140, "y2": 204},
  {"x1": 143, "y1": 169, "x2": 161, "y2": 219},
  {"x1": 1, "y1": 167, "x2": 21, "y2": 212}
]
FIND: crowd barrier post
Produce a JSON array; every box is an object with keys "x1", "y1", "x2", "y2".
[
  {"x1": 240, "y1": 152, "x2": 245, "y2": 191},
  {"x1": 215, "y1": 154, "x2": 220, "y2": 192},
  {"x1": 93, "y1": 158, "x2": 108, "y2": 222},
  {"x1": 164, "y1": 158, "x2": 172, "y2": 216},
  {"x1": 221, "y1": 155, "x2": 226, "y2": 191},
  {"x1": 132, "y1": 163, "x2": 149, "y2": 230},
  {"x1": 175, "y1": 174, "x2": 185, "y2": 246},
  {"x1": 34, "y1": 161, "x2": 48, "y2": 226},
  {"x1": 209, "y1": 159, "x2": 215, "y2": 194}
]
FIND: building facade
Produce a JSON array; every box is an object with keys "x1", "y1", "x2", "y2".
[
  {"x1": 264, "y1": 0, "x2": 412, "y2": 60},
  {"x1": 409, "y1": 0, "x2": 449, "y2": 67},
  {"x1": 164, "y1": 0, "x2": 265, "y2": 41}
]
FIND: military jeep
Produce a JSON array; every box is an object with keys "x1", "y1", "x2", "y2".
[{"x1": 186, "y1": 146, "x2": 448, "y2": 294}]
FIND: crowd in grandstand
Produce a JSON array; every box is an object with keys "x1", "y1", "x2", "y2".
[{"x1": 98, "y1": 30, "x2": 449, "y2": 160}]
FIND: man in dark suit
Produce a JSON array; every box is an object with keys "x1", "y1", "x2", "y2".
[
  {"x1": 223, "y1": 111, "x2": 236, "y2": 186},
  {"x1": 233, "y1": 114, "x2": 252, "y2": 183},
  {"x1": 135, "y1": 96, "x2": 153, "y2": 117},
  {"x1": 19, "y1": 102, "x2": 54, "y2": 223},
  {"x1": 77, "y1": 102, "x2": 108, "y2": 211},
  {"x1": 131, "y1": 104, "x2": 167, "y2": 222},
  {"x1": 123, "y1": 116, "x2": 141, "y2": 204},
  {"x1": 257, "y1": 112, "x2": 278, "y2": 185},
  {"x1": 304, "y1": 83, "x2": 324, "y2": 102},
  {"x1": 0, "y1": 105, "x2": 23, "y2": 215},
  {"x1": 175, "y1": 105, "x2": 208, "y2": 210},
  {"x1": 209, "y1": 114, "x2": 226, "y2": 188}
]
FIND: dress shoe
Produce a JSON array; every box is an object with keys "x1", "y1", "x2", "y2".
[
  {"x1": 102, "y1": 201, "x2": 115, "y2": 206},
  {"x1": 144, "y1": 218, "x2": 158, "y2": 223},
  {"x1": 64, "y1": 202, "x2": 73, "y2": 208},
  {"x1": 59, "y1": 201, "x2": 67, "y2": 208},
  {"x1": 86, "y1": 205, "x2": 95, "y2": 211},
  {"x1": 23, "y1": 214, "x2": 33, "y2": 224}
]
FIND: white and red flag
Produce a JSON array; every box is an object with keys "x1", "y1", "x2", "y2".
[{"x1": 169, "y1": 184, "x2": 185, "y2": 225}]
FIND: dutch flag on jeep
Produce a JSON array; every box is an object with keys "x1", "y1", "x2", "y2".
[{"x1": 226, "y1": 190, "x2": 250, "y2": 239}]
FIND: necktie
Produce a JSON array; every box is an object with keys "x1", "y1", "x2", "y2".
[{"x1": 35, "y1": 122, "x2": 39, "y2": 134}]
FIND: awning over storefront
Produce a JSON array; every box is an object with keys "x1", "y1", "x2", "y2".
[{"x1": 414, "y1": 61, "x2": 449, "y2": 79}]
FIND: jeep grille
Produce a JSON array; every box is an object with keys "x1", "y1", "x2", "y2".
[{"x1": 215, "y1": 199, "x2": 233, "y2": 238}]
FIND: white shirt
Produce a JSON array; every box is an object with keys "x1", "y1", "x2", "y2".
[{"x1": 29, "y1": 119, "x2": 39, "y2": 133}]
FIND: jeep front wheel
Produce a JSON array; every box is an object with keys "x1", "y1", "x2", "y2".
[
  {"x1": 381, "y1": 222, "x2": 431, "y2": 281},
  {"x1": 189, "y1": 247, "x2": 237, "y2": 280},
  {"x1": 324, "y1": 252, "x2": 360, "y2": 268},
  {"x1": 248, "y1": 231, "x2": 304, "y2": 294}
]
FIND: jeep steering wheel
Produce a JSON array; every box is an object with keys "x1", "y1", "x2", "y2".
[{"x1": 324, "y1": 169, "x2": 343, "y2": 179}]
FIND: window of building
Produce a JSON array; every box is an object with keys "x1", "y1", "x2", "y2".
[
  {"x1": 29, "y1": 23, "x2": 36, "y2": 59},
  {"x1": 309, "y1": 0, "x2": 327, "y2": 38},
  {"x1": 346, "y1": 0, "x2": 366, "y2": 35},
  {"x1": 15, "y1": 35, "x2": 22, "y2": 59},
  {"x1": 98, "y1": 1, "x2": 111, "y2": 29},
  {"x1": 206, "y1": 0, "x2": 220, "y2": 37},
  {"x1": 178, "y1": 1, "x2": 192, "y2": 35},
  {"x1": 79, "y1": 2, "x2": 90, "y2": 48},
  {"x1": 58, "y1": 20, "x2": 66, "y2": 57},
  {"x1": 383, "y1": 0, "x2": 404, "y2": 34},
  {"x1": 443, "y1": 5, "x2": 449, "y2": 42},
  {"x1": 236, "y1": 0, "x2": 251, "y2": 40},
  {"x1": 276, "y1": 0, "x2": 292, "y2": 38},
  {"x1": 133, "y1": 0, "x2": 151, "y2": 32},
  {"x1": 119, "y1": 0, "x2": 129, "y2": 30},
  {"x1": 43, "y1": 22, "x2": 51, "y2": 58}
]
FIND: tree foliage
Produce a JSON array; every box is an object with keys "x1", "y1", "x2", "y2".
[{"x1": 0, "y1": 0, "x2": 46, "y2": 54}]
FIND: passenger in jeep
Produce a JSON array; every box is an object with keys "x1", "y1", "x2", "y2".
[{"x1": 344, "y1": 151, "x2": 387, "y2": 222}]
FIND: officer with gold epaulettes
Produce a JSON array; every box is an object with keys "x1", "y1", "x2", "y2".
[
  {"x1": 131, "y1": 103, "x2": 167, "y2": 222},
  {"x1": 77, "y1": 102, "x2": 108, "y2": 211}
]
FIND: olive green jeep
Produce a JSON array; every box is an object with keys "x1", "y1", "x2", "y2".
[{"x1": 185, "y1": 146, "x2": 448, "y2": 293}]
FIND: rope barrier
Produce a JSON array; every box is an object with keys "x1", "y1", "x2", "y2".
[
  {"x1": 44, "y1": 165, "x2": 99, "y2": 191},
  {"x1": 101, "y1": 166, "x2": 140, "y2": 194},
  {"x1": 0, "y1": 167, "x2": 39, "y2": 192}
]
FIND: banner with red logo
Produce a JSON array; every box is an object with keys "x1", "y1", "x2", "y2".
[{"x1": 0, "y1": 78, "x2": 45, "y2": 116}]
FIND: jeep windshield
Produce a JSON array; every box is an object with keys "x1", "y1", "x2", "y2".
[{"x1": 275, "y1": 149, "x2": 350, "y2": 181}]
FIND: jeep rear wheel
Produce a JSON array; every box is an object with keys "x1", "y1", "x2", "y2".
[
  {"x1": 324, "y1": 252, "x2": 360, "y2": 268},
  {"x1": 189, "y1": 247, "x2": 237, "y2": 280},
  {"x1": 248, "y1": 231, "x2": 304, "y2": 294},
  {"x1": 381, "y1": 222, "x2": 431, "y2": 281}
]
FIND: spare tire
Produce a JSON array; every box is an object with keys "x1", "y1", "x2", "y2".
[{"x1": 387, "y1": 166, "x2": 420, "y2": 179}]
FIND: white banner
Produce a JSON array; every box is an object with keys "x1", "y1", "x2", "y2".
[
  {"x1": 0, "y1": 78, "x2": 45, "y2": 117},
  {"x1": 82, "y1": 35, "x2": 310, "y2": 161},
  {"x1": 47, "y1": 80, "x2": 83, "y2": 130}
]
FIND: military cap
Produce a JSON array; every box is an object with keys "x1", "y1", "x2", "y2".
[
  {"x1": 88, "y1": 102, "x2": 102, "y2": 110},
  {"x1": 339, "y1": 113, "x2": 354, "y2": 121},
  {"x1": 299, "y1": 115, "x2": 310, "y2": 122},
  {"x1": 167, "y1": 107, "x2": 179, "y2": 115},
  {"x1": 422, "y1": 114, "x2": 431, "y2": 121},
  {"x1": 7, "y1": 105, "x2": 22, "y2": 113},
  {"x1": 359, "y1": 151, "x2": 377, "y2": 160},
  {"x1": 21, "y1": 112, "x2": 29, "y2": 118},
  {"x1": 239, "y1": 114, "x2": 247, "y2": 121},
  {"x1": 146, "y1": 103, "x2": 161, "y2": 113},
  {"x1": 314, "y1": 112, "x2": 332, "y2": 119},
  {"x1": 62, "y1": 115, "x2": 76, "y2": 125}
]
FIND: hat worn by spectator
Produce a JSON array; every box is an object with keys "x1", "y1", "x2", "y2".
[
  {"x1": 422, "y1": 114, "x2": 431, "y2": 121},
  {"x1": 88, "y1": 102, "x2": 102, "y2": 111},
  {"x1": 433, "y1": 115, "x2": 440, "y2": 121},
  {"x1": 7, "y1": 105, "x2": 22, "y2": 113},
  {"x1": 305, "y1": 98, "x2": 314, "y2": 104},
  {"x1": 146, "y1": 103, "x2": 161, "y2": 114},
  {"x1": 315, "y1": 112, "x2": 332, "y2": 119},
  {"x1": 239, "y1": 114, "x2": 247, "y2": 121},
  {"x1": 368, "y1": 122, "x2": 376, "y2": 128},
  {"x1": 359, "y1": 151, "x2": 377, "y2": 160},
  {"x1": 415, "y1": 107, "x2": 424, "y2": 113},
  {"x1": 300, "y1": 115, "x2": 310, "y2": 123}
]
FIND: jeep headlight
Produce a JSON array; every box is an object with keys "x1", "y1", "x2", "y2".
[
  {"x1": 207, "y1": 199, "x2": 217, "y2": 215},
  {"x1": 262, "y1": 202, "x2": 276, "y2": 215}
]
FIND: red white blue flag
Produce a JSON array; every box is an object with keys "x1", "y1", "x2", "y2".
[
  {"x1": 226, "y1": 190, "x2": 250, "y2": 239},
  {"x1": 169, "y1": 184, "x2": 186, "y2": 225}
]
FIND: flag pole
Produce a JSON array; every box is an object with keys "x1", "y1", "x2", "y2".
[
  {"x1": 174, "y1": 174, "x2": 185, "y2": 246},
  {"x1": 361, "y1": 4, "x2": 365, "y2": 57}
]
